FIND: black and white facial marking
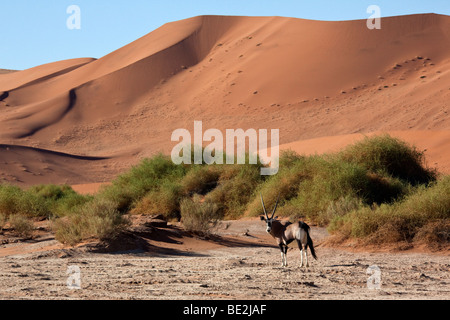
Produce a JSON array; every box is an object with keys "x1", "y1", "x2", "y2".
[
  {"x1": 259, "y1": 193, "x2": 280, "y2": 234},
  {"x1": 260, "y1": 215, "x2": 278, "y2": 233}
]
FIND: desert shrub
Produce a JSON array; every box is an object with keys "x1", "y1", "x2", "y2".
[
  {"x1": 206, "y1": 164, "x2": 263, "y2": 219},
  {"x1": 100, "y1": 149, "x2": 266, "y2": 218},
  {"x1": 131, "y1": 153, "x2": 263, "y2": 219},
  {"x1": 245, "y1": 156, "x2": 309, "y2": 217},
  {"x1": 246, "y1": 151, "x2": 410, "y2": 225},
  {"x1": 338, "y1": 134, "x2": 436, "y2": 185},
  {"x1": 0, "y1": 186, "x2": 18, "y2": 215},
  {"x1": 181, "y1": 165, "x2": 221, "y2": 196},
  {"x1": 364, "y1": 173, "x2": 408, "y2": 204},
  {"x1": 51, "y1": 192, "x2": 93, "y2": 217},
  {"x1": 0, "y1": 213, "x2": 6, "y2": 231},
  {"x1": 288, "y1": 158, "x2": 372, "y2": 225},
  {"x1": 329, "y1": 176, "x2": 450, "y2": 244},
  {"x1": 325, "y1": 195, "x2": 365, "y2": 221},
  {"x1": 278, "y1": 150, "x2": 305, "y2": 169},
  {"x1": 414, "y1": 220, "x2": 450, "y2": 246},
  {"x1": 28, "y1": 184, "x2": 72, "y2": 201},
  {"x1": 53, "y1": 198, "x2": 129, "y2": 246},
  {"x1": 180, "y1": 195, "x2": 221, "y2": 235},
  {"x1": 0, "y1": 185, "x2": 49, "y2": 218},
  {"x1": 99, "y1": 154, "x2": 188, "y2": 212},
  {"x1": 8, "y1": 214, "x2": 34, "y2": 238},
  {"x1": 335, "y1": 205, "x2": 389, "y2": 240},
  {"x1": 131, "y1": 180, "x2": 183, "y2": 219},
  {"x1": 3, "y1": 134, "x2": 444, "y2": 247},
  {"x1": 28, "y1": 184, "x2": 92, "y2": 217},
  {"x1": 399, "y1": 176, "x2": 450, "y2": 219}
]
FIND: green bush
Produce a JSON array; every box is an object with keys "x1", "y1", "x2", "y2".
[
  {"x1": 28, "y1": 184, "x2": 92, "y2": 217},
  {"x1": 0, "y1": 185, "x2": 49, "y2": 218},
  {"x1": 2, "y1": 134, "x2": 446, "y2": 247},
  {"x1": 0, "y1": 212, "x2": 6, "y2": 231},
  {"x1": 206, "y1": 164, "x2": 263, "y2": 219},
  {"x1": 28, "y1": 184, "x2": 72, "y2": 201},
  {"x1": 181, "y1": 166, "x2": 221, "y2": 196},
  {"x1": 99, "y1": 154, "x2": 188, "y2": 212},
  {"x1": 414, "y1": 220, "x2": 450, "y2": 246},
  {"x1": 329, "y1": 176, "x2": 450, "y2": 244},
  {"x1": 8, "y1": 214, "x2": 34, "y2": 238},
  {"x1": 288, "y1": 158, "x2": 372, "y2": 225},
  {"x1": 246, "y1": 153, "x2": 407, "y2": 225},
  {"x1": 325, "y1": 196, "x2": 365, "y2": 221},
  {"x1": 245, "y1": 156, "x2": 308, "y2": 218},
  {"x1": 131, "y1": 180, "x2": 183, "y2": 219},
  {"x1": 53, "y1": 198, "x2": 129, "y2": 246},
  {"x1": 180, "y1": 196, "x2": 221, "y2": 235},
  {"x1": 338, "y1": 134, "x2": 436, "y2": 185}
]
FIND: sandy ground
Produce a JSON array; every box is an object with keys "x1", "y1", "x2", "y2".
[{"x1": 0, "y1": 219, "x2": 448, "y2": 300}]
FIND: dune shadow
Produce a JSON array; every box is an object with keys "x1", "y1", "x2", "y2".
[
  {"x1": 0, "y1": 143, "x2": 110, "y2": 161},
  {"x1": 203, "y1": 234, "x2": 277, "y2": 249},
  {"x1": 89, "y1": 222, "x2": 277, "y2": 257},
  {"x1": 88, "y1": 225, "x2": 208, "y2": 257}
]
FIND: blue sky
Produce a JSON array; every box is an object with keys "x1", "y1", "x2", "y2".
[{"x1": 1, "y1": 0, "x2": 449, "y2": 70}]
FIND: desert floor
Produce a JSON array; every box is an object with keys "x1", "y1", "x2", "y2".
[{"x1": 0, "y1": 219, "x2": 448, "y2": 300}]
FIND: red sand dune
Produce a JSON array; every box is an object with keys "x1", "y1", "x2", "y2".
[
  {"x1": 0, "y1": 144, "x2": 118, "y2": 186},
  {"x1": 0, "y1": 14, "x2": 449, "y2": 187}
]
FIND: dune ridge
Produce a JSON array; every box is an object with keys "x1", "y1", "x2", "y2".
[
  {"x1": 0, "y1": 144, "x2": 117, "y2": 186},
  {"x1": 0, "y1": 14, "x2": 449, "y2": 186}
]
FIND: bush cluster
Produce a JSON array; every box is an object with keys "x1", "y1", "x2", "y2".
[{"x1": 1, "y1": 135, "x2": 447, "y2": 247}]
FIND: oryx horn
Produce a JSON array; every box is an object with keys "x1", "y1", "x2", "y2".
[
  {"x1": 271, "y1": 194, "x2": 280, "y2": 219},
  {"x1": 260, "y1": 192, "x2": 269, "y2": 219}
]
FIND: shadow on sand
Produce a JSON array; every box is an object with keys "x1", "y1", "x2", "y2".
[{"x1": 90, "y1": 222, "x2": 276, "y2": 258}]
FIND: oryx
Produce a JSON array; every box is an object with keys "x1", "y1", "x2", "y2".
[{"x1": 260, "y1": 194, "x2": 317, "y2": 267}]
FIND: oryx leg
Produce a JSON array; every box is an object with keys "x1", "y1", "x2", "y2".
[
  {"x1": 297, "y1": 240, "x2": 304, "y2": 268},
  {"x1": 283, "y1": 245, "x2": 288, "y2": 267},
  {"x1": 278, "y1": 244, "x2": 284, "y2": 267},
  {"x1": 305, "y1": 248, "x2": 309, "y2": 267},
  {"x1": 279, "y1": 244, "x2": 288, "y2": 267}
]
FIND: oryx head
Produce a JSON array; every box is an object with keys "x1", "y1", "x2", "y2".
[{"x1": 259, "y1": 193, "x2": 280, "y2": 233}]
